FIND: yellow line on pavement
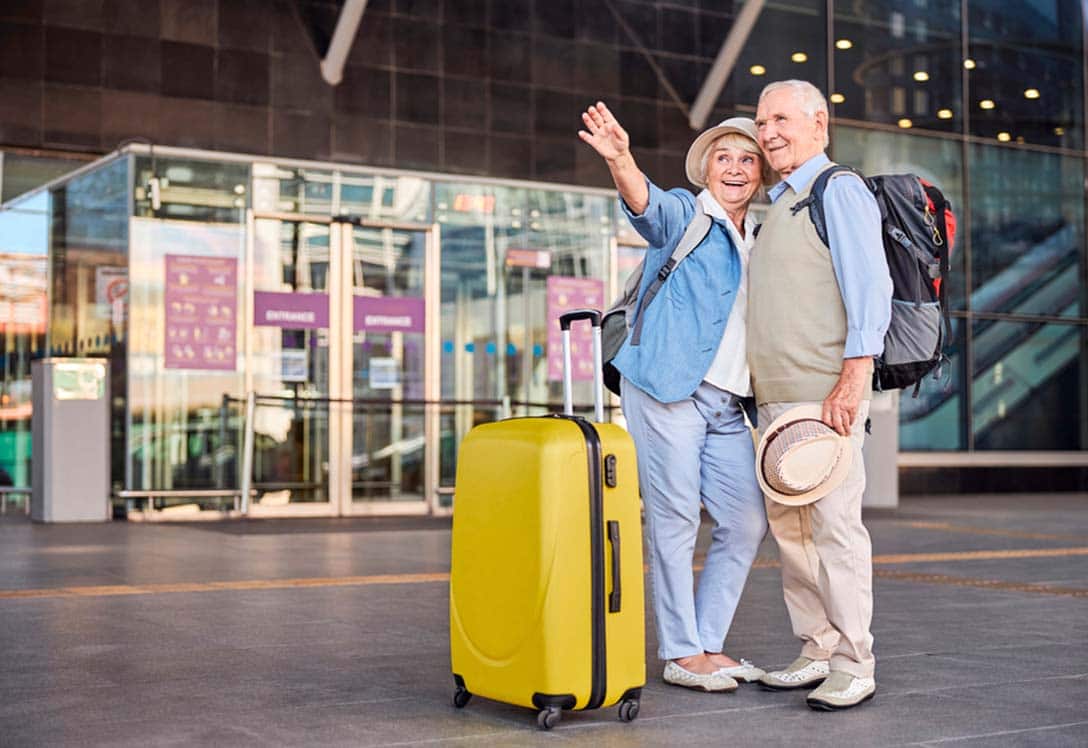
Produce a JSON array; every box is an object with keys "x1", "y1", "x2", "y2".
[
  {"x1": 873, "y1": 569, "x2": 1088, "y2": 598},
  {"x1": 711, "y1": 546, "x2": 1088, "y2": 569},
  {"x1": 899, "y1": 520, "x2": 1086, "y2": 542},
  {"x1": 872, "y1": 546, "x2": 1088, "y2": 564},
  {"x1": 0, "y1": 572, "x2": 449, "y2": 600},
  {"x1": 1, "y1": 548, "x2": 1086, "y2": 601}
]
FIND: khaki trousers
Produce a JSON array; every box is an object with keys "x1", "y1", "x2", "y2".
[{"x1": 758, "y1": 400, "x2": 875, "y2": 679}]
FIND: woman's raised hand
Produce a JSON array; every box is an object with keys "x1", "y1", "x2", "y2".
[
  {"x1": 578, "y1": 102, "x2": 630, "y2": 162},
  {"x1": 578, "y1": 101, "x2": 647, "y2": 212}
]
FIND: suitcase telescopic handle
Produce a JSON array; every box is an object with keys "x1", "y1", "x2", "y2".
[
  {"x1": 607, "y1": 520, "x2": 622, "y2": 613},
  {"x1": 558, "y1": 309, "x2": 602, "y2": 331},
  {"x1": 558, "y1": 309, "x2": 604, "y2": 421}
]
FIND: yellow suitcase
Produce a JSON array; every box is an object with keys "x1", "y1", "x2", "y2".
[{"x1": 449, "y1": 310, "x2": 645, "y2": 730}]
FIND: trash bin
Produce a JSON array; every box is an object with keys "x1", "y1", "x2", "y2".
[
  {"x1": 862, "y1": 390, "x2": 899, "y2": 509},
  {"x1": 31, "y1": 358, "x2": 111, "y2": 522}
]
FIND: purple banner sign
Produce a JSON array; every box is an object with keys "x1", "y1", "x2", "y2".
[
  {"x1": 253, "y1": 291, "x2": 329, "y2": 329},
  {"x1": 164, "y1": 254, "x2": 237, "y2": 371},
  {"x1": 546, "y1": 276, "x2": 604, "y2": 382},
  {"x1": 354, "y1": 296, "x2": 425, "y2": 333}
]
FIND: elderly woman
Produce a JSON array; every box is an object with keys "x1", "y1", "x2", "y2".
[{"x1": 579, "y1": 102, "x2": 772, "y2": 692}]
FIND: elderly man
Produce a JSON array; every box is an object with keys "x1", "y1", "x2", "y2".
[{"x1": 747, "y1": 80, "x2": 892, "y2": 710}]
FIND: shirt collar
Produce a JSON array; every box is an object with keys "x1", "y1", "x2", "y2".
[
  {"x1": 697, "y1": 189, "x2": 729, "y2": 221},
  {"x1": 697, "y1": 190, "x2": 756, "y2": 245},
  {"x1": 768, "y1": 152, "x2": 831, "y2": 203}
]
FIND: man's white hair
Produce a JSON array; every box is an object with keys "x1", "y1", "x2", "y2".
[{"x1": 759, "y1": 79, "x2": 830, "y2": 148}]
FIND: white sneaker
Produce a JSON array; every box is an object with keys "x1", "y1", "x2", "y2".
[
  {"x1": 663, "y1": 661, "x2": 738, "y2": 693},
  {"x1": 716, "y1": 658, "x2": 766, "y2": 683},
  {"x1": 759, "y1": 656, "x2": 830, "y2": 690},
  {"x1": 806, "y1": 671, "x2": 876, "y2": 710}
]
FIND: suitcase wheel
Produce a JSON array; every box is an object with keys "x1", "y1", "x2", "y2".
[
  {"x1": 452, "y1": 686, "x2": 472, "y2": 709},
  {"x1": 618, "y1": 698, "x2": 640, "y2": 722},
  {"x1": 537, "y1": 706, "x2": 562, "y2": 730}
]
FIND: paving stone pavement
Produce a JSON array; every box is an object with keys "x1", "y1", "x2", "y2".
[{"x1": 1, "y1": 493, "x2": 1086, "y2": 747}]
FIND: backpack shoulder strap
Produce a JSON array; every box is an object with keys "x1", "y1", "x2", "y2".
[
  {"x1": 629, "y1": 206, "x2": 713, "y2": 346},
  {"x1": 789, "y1": 164, "x2": 865, "y2": 248},
  {"x1": 668, "y1": 207, "x2": 713, "y2": 266}
]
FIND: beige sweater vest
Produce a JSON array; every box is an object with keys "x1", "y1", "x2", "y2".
[{"x1": 748, "y1": 163, "x2": 866, "y2": 405}]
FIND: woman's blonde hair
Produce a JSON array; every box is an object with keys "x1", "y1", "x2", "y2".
[{"x1": 700, "y1": 132, "x2": 775, "y2": 190}]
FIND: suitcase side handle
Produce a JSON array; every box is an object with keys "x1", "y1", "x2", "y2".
[
  {"x1": 559, "y1": 308, "x2": 604, "y2": 421},
  {"x1": 607, "y1": 520, "x2": 622, "y2": 613}
]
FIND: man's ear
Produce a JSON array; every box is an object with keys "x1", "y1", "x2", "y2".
[{"x1": 814, "y1": 109, "x2": 829, "y2": 138}]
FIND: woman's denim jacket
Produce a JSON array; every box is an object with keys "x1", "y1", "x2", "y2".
[{"x1": 613, "y1": 180, "x2": 743, "y2": 404}]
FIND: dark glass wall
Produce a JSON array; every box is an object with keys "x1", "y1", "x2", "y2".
[
  {"x1": 830, "y1": 2, "x2": 1087, "y2": 453},
  {"x1": 832, "y1": 0, "x2": 963, "y2": 134},
  {"x1": 967, "y1": 0, "x2": 1084, "y2": 149},
  {"x1": 48, "y1": 158, "x2": 129, "y2": 357}
]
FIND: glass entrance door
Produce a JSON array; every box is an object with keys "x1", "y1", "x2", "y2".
[
  {"x1": 248, "y1": 215, "x2": 438, "y2": 516},
  {"x1": 248, "y1": 216, "x2": 336, "y2": 515},
  {"x1": 342, "y1": 224, "x2": 435, "y2": 513}
]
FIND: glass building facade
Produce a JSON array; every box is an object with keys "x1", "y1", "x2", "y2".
[
  {"x1": 0, "y1": 148, "x2": 621, "y2": 516},
  {"x1": 1, "y1": 1, "x2": 1086, "y2": 512}
]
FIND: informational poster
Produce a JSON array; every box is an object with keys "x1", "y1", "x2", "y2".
[
  {"x1": 280, "y1": 349, "x2": 309, "y2": 382},
  {"x1": 164, "y1": 255, "x2": 237, "y2": 370},
  {"x1": 506, "y1": 248, "x2": 552, "y2": 269},
  {"x1": 52, "y1": 361, "x2": 106, "y2": 401},
  {"x1": 354, "y1": 296, "x2": 425, "y2": 333},
  {"x1": 369, "y1": 357, "x2": 399, "y2": 389},
  {"x1": 546, "y1": 276, "x2": 605, "y2": 382}
]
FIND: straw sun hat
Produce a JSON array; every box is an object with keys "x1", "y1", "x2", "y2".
[
  {"x1": 684, "y1": 116, "x2": 776, "y2": 189},
  {"x1": 755, "y1": 404, "x2": 853, "y2": 506}
]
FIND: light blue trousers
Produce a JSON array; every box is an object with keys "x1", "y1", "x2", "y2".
[{"x1": 621, "y1": 378, "x2": 768, "y2": 661}]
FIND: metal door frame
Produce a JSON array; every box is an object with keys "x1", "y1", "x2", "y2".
[{"x1": 246, "y1": 211, "x2": 442, "y2": 518}]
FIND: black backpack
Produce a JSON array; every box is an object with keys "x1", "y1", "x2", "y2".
[{"x1": 791, "y1": 166, "x2": 954, "y2": 395}]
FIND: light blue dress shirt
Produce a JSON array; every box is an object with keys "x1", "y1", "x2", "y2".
[{"x1": 768, "y1": 153, "x2": 892, "y2": 358}]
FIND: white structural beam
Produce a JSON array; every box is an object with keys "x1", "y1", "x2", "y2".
[
  {"x1": 689, "y1": 0, "x2": 767, "y2": 130},
  {"x1": 320, "y1": 0, "x2": 369, "y2": 86}
]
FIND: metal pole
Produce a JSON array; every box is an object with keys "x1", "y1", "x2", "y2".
[
  {"x1": 522, "y1": 265, "x2": 532, "y2": 414},
  {"x1": 591, "y1": 324, "x2": 604, "y2": 423},
  {"x1": 319, "y1": 0, "x2": 369, "y2": 85},
  {"x1": 217, "y1": 393, "x2": 228, "y2": 489},
  {"x1": 562, "y1": 328, "x2": 574, "y2": 415},
  {"x1": 689, "y1": 0, "x2": 768, "y2": 130},
  {"x1": 239, "y1": 390, "x2": 256, "y2": 515}
]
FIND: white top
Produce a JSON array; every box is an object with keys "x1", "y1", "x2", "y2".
[{"x1": 697, "y1": 190, "x2": 754, "y2": 398}]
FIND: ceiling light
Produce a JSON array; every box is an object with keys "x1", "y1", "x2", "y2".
[
  {"x1": 1055, "y1": 126, "x2": 1066, "y2": 135},
  {"x1": 913, "y1": 71, "x2": 929, "y2": 82},
  {"x1": 749, "y1": 64, "x2": 766, "y2": 76},
  {"x1": 791, "y1": 52, "x2": 808, "y2": 63},
  {"x1": 898, "y1": 118, "x2": 913, "y2": 129},
  {"x1": 997, "y1": 132, "x2": 1011, "y2": 142},
  {"x1": 963, "y1": 58, "x2": 976, "y2": 70},
  {"x1": 1024, "y1": 88, "x2": 1040, "y2": 99},
  {"x1": 937, "y1": 108, "x2": 953, "y2": 119},
  {"x1": 835, "y1": 39, "x2": 853, "y2": 50},
  {"x1": 830, "y1": 93, "x2": 845, "y2": 104},
  {"x1": 979, "y1": 99, "x2": 995, "y2": 110}
]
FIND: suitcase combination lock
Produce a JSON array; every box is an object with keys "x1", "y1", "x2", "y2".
[{"x1": 603, "y1": 454, "x2": 617, "y2": 487}]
